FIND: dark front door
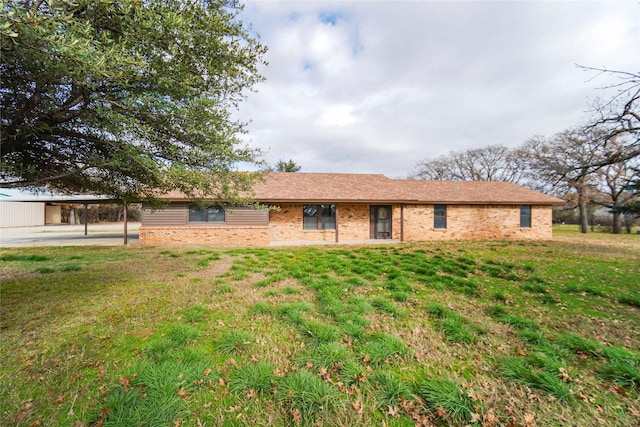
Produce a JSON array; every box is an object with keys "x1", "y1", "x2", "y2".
[{"x1": 370, "y1": 205, "x2": 392, "y2": 239}]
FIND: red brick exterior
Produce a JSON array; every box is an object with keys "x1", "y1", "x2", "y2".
[
  {"x1": 139, "y1": 226, "x2": 270, "y2": 246},
  {"x1": 268, "y1": 203, "x2": 552, "y2": 243},
  {"x1": 402, "y1": 204, "x2": 552, "y2": 241},
  {"x1": 139, "y1": 203, "x2": 553, "y2": 245}
]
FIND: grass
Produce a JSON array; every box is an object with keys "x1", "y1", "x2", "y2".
[
  {"x1": 369, "y1": 371, "x2": 414, "y2": 409},
  {"x1": 1, "y1": 230, "x2": 639, "y2": 426},
  {"x1": 427, "y1": 302, "x2": 485, "y2": 344},
  {"x1": 214, "y1": 330, "x2": 255, "y2": 356},
  {"x1": 500, "y1": 355, "x2": 573, "y2": 400},
  {"x1": 276, "y1": 369, "x2": 345, "y2": 423},
  {"x1": 228, "y1": 361, "x2": 276, "y2": 395},
  {"x1": 417, "y1": 377, "x2": 479, "y2": 424}
]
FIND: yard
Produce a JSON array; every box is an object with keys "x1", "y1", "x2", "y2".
[{"x1": 1, "y1": 229, "x2": 639, "y2": 426}]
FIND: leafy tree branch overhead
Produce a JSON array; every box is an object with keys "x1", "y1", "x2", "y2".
[{"x1": 0, "y1": 0, "x2": 267, "y2": 202}]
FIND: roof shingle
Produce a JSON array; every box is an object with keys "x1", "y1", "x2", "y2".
[{"x1": 162, "y1": 172, "x2": 564, "y2": 205}]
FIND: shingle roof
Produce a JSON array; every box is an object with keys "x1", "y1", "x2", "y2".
[{"x1": 248, "y1": 173, "x2": 563, "y2": 205}]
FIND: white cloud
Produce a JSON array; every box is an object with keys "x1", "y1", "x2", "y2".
[
  {"x1": 319, "y1": 104, "x2": 360, "y2": 127},
  {"x1": 237, "y1": 1, "x2": 639, "y2": 177}
]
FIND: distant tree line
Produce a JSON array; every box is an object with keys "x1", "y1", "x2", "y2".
[
  {"x1": 62, "y1": 204, "x2": 141, "y2": 224},
  {"x1": 411, "y1": 68, "x2": 640, "y2": 234}
]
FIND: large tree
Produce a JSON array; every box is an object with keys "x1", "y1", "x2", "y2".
[
  {"x1": 1, "y1": 0, "x2": 266, "y2": 202},
  {"x1": 410, "y1": 145, "x2": 528, "y2": 184},
  {"x1": 523, "y1": 127, "x2": 613, "y2": 233},
  {"x1": 608, "y1": 167, "x2": 640, "y2": 222},
  {"x1": 598, "y1": 151, "x2": 639, "y2": 233},
  {"x1": 580, "y1": 66, "x2": 640, "y2": 167}
]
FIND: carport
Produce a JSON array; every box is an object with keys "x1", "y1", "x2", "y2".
[{"x1": 0, "y1": 190, "x2": 133, "y2": 245}]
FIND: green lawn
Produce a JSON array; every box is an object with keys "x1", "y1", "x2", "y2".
[{"x1": 1, "y1": 230, "x2": 639, "y2": 426}]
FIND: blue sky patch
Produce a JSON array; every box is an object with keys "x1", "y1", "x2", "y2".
[{"x1": 319, "y1": 11, "x2": 343, "y2": 26}]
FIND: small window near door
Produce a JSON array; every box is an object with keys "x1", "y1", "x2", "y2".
[
  {"x1": 520, "y1": 205, "x2": 531, "y2": 228},
  {"x1": 434, "y1": 205, "x2": 447, "y2": 229},
  {"x1": 189, "y1": 205, "x2": 225, "y2": 223},
  {"x1": 303, "y1": 204, "x2": 336, "y2": 230}
]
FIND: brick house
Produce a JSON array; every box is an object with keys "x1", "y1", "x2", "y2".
[{"x1": 139, "y1": 173, "x2": 564, "y2": 246}]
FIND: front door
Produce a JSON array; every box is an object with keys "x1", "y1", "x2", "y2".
[{"x1": 370, "y1": 205, "x2": 392, "y2": 239}]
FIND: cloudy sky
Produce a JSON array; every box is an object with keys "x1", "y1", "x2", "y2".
[{"x1": 235, "y1": 1, "x2": 639, "y2": 178}]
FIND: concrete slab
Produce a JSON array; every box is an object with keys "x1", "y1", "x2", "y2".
[
  {"x1": 0, "y1": 224, "x2": 405, "y2": 248},
  {"x1": 0, "y1": 223, "x2": 140, "y2": 247},
  {"x1": 270, "y1": 239, "x2": 402, "y2": 247}
]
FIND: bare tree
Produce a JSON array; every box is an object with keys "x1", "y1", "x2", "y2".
[
  {"x1": 523, "y1": 127, "x2": 613, "y2": 233},
  {"x1": 410, "y1": 145, "x2": 528, "y2": 184},
  {"x1": 596, "y1": 144, "x2": 639, "y2": 233},
  {"x1": 579, "y1": 66, "x2": 640, "y2": 166}
]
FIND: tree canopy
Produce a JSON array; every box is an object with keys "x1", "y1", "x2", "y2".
[
  {"x1": 580, "y1": 66, "x2": 640, "y2": 165},
  {"x1": 1, "y1": 0, "x2": 267, "y2": 202},
  {"x1": 273, "y1": 159, "x2": 301, "y2": 172},
  {"x1": 409, "y1": 145, "x2": 528, "y2": 183}
]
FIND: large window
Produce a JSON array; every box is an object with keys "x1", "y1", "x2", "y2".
[
  {"x1": 434, "y1": 204, "x2": 447, "y2": 229},
  {"x1": 303, "y1": 204, "x2": 336, "y2": 230},
  {"x1": 189, "y1": 205, "x2": 225, "y2": 223},
  {"x1": 520, "y1": 205, "x2": 531, "y2": 228}
]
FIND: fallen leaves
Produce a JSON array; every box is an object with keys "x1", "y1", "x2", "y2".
[
  {"x1": 524, "y1": 412, "x2": 536, "y2": 427},
  {"x1": 387, "y1": 405, "x2": 399, "y2": 418},
  {"x1": 558, "y1": 367, "x2": 573, "y2": 383},
  {"x1": 119, "y1": 373, "x2": 137, "y2": 392}
]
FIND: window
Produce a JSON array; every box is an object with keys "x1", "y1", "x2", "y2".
[
  {"x1": 189, "y1": 205, "x2": 225, "y2": 223},
  {"x1": 434, "y1": 205, "x2": 447, "y2": 229},
  {"x1": 520, "y1": 205, "x2": 531, "y2": 228},
  {"x1": 303, "y1": 204, "x2": 336, "y2": 230}
]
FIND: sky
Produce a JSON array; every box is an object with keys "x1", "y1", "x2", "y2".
[{"x1": 235, "y1": 1, "x2": 639, "y2": 178}]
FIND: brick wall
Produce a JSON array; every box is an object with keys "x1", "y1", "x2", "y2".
[
  {"x1": 140, "y1": 203, "x2": 554, "y2": 245},
  {"x1": 336, "y1": 204, "x2": 370, "y2": 240},
  {"x1": 139, "y1": 226, "x2": 270, "y2": 246},
  {"x1": 402, "y1": 204, "x2": 552, "y2": 241},
  {"x1": 269, "y1": 204, "x2": 337, "y2": 242}
]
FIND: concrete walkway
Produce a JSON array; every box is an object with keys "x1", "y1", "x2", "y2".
[
  {"x1": 0, "y1": 223, "x2": 406, "y2": 248},
  {"x1": 0, "y1": 223, "x2": 140, "y2": 247},
  {"x1": 270, "y1": 239, "x2": 402, "y2": 247}
]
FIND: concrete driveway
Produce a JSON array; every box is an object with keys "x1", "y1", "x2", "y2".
[{"x1": 0, "y1": 223, "x2": 140, "y2": 247}]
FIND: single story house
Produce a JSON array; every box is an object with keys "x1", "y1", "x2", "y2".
[{"x1": 138, "y1": 173, "x2": 564, "y2": 246}]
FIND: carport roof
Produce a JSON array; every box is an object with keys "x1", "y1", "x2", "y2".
[{"x1": 0, "y1": 188, "x2": 119, "y2": 204}]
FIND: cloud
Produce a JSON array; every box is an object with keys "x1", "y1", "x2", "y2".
[{"x1": 237, "y1": 1, "x2": 639, "y2": 177}]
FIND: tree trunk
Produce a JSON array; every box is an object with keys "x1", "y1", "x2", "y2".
[
  {"x1": 624, "y1": 214, "x2": 632, "y2": 234},
  {"x1": 69, "y1": 209, "x2": 78, "y2": 225},
  {"x1": 612, "y1": 211, "x2": 622, "y2": 234},
  {"x1": 578, "y1": 194, "x2": 589, "y2": 234}
]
